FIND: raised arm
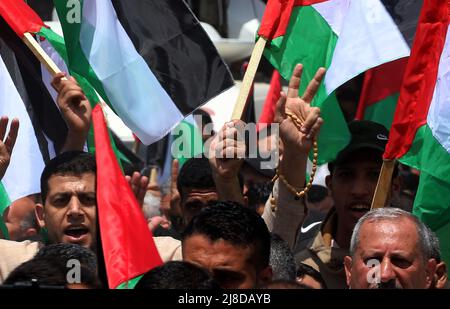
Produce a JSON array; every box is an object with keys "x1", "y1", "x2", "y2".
[
  {"x1": 268, "y1": 64, "x2": 325, "y2": 248},
  {"x1": 0, "y1": 117, "x2": 19, "y2": 181},
  {"x1": 51, "y1": 72, "x2": 92, "y2": 152},
  {"x1": 208, "y1": 120, "x2": 246, "y2": 205}
]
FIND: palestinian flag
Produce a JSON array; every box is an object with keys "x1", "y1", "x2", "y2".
[
  {"x1": 171, "y1": 115, "x2": 204, "y2": 167},
  {"x1": 0, "y1": 15, "x2": 66, "y2": 203},
  {"x1": 259, "y1": 0, "x2": 422, "y2": 163},
  {"x1": 356, "y1": 58, "x2": 408, "y2": 130},
  {"x1": 52, "y1": 0, "x2": 234, "y2": 146},
  {"x1": 384, "y1": 1, "x2": 450, "y2": 265},
  {"x1": 93, "y1": 105, "x2": 162, "y2": 289}
]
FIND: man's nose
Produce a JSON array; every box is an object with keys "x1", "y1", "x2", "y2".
[
  {"x1": 379, "y1": 258, "x2": 396, "y2": 283},
  {"x1": 350, "y1": 176, "x2": 370, "y2": 197},
  {"x1": 67, "y1": 197, "x2": 83, "y2": 216}
]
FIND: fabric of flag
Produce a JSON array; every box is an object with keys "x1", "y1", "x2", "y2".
[
  {"x1": 356, "y1": 58, "x2": 408, "y2": 129},
  {"x1": 92, "y1": 104, "x2": 163, "y2": 289},
  {"x1": 259, "y1": 0, "x2": 422, "y2": 163},
  {"x1": 383, "y1": 0, "x2": 450, "y2": 265},
  {"x1": 52, "y1": 0, "x2": 234, "y2": 146},
  {"x1": 0, "y1": 182, "x2": 11, "y2": 239},
  {"x1": 171, "y1": 115, "x2": 204, "y2": 167},
  {"x1": 0, "y1": 16, "x2": 65, "y2": 202}
]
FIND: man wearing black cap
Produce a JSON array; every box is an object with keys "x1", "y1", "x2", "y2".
[
  {"x1": 293, "y1": 120, "x2": 400, "y2": 288},
  {"x1": 260, "y1": 64, "x2": 401, "y2": 288}
]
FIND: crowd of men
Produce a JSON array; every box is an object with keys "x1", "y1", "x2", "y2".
[{"x1": 0, "y1": 65, "x2": 446, "y2": 289}]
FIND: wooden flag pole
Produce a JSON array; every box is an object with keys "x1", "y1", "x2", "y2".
[
  {"x1": 231, "y1": 37, "x2": 267, "y2": 120},
  {"x1": 370, "y1": 160, "x2": 396, "y2": 209},
  {"x1": 22, "y1": 33, "x2": 62, "y2": 77}
]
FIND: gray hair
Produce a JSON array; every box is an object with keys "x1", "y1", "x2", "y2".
[{"x1": 350, "y1": 208, "x2": 437, "y2": 262}]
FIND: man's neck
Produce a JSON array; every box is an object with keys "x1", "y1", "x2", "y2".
[{"x1": 334, "y1": 220, "x2": 353, "y2": 250}]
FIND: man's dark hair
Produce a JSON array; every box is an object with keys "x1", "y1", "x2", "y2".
[
  {"x1": 177, "y1": 157, "x2": 215, "y2": 198},
  {"x1": 35, "y1": 243, "x2": 98, "y2": 274},
  {"x1": 245, "y1": 182, "x2": 273, "y2": 211},
  {"x1": 297, "y1": 263, "x2": 327, "y2": 289},
  {"x1": 3, "y1": 256, "x2": 100, "y2": 288},
  {"x1": 306, "y1": 185, "x2": 329, "y2": 204},
  {"x1": 182, "y1": 201, "x2": 271, "y2": 271},
  {"x1": 261, "y1": 279, "x2": 310, "y2": 289},
  {"x1": 4, "y1": 257, "x2": 67, "y2": 287},
  {"x1": 40, "y1": 151, "x2": 96, "y2": 203},
  {"x1": 270, "y1": 233, "x2": 296, "y2": 281},
  {"x1": 135, "y1": 261, "x2": 220, "y2": 289}
]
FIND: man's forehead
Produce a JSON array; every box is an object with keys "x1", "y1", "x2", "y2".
[{"x1": 47, "y1": 173, "x2": 96, "y2": 188}]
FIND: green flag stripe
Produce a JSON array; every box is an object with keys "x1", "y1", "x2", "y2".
[
  {"x1": 262, "y1": 6, "x2": 350, "y2": 164},
  {"x1": 363, "y1": 93, "x2": 399, "y2": 130},
  {"x1": 116, "y1": 275, "x2": 143, "y2": 289},
  {"x1": 0, "y1": 182, "x2": 10, "y2": 239},
  {"x1": 401, "y1": 125, "x2": 450, "y2": 266},
  {"x1": 38, "y1": 27, "x2": 124, "y2": 170}
]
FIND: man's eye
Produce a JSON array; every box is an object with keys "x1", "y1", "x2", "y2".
[
  {"x1": 391, "y1": 257, "x2": 412, "y2": 269},
  {"x1": 52, "y1": 197, "x2": 69, "y2": 206},
  {"x1": 79, "y1": 195, "x2": 96, "y2": 206},
  {"x1": 364, "y1": 257, "x2": 381, "y2": 267}
]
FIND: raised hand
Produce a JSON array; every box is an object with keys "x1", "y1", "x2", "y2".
[
  {"x1": 207, "y1": 120, "x2": 245, "y2": 204},
  {"x1": 125, "y1": 171, "x2": 149, "y2": 208},
  {"x1": 207, "y1": 120, "x2": 246, "y2": 180},
  {"x1": 51, "y1": 72, "x2": 92, "y2": 152},
  {"x1": 275, "y1": 64, "x2": 325, "y2": 154},
  {"x1": 0, "y1": 117, "x2": 19, "y2": 180}
]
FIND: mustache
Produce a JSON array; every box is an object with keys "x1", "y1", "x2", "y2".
[{"x1": 369, "y1": 280, "x2": 402, "y2": 289}]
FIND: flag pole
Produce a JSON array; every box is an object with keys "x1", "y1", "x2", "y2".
[
  {"x1": 370, "y1": 160, "x2": 395, "y2": 209},
  {"x1": 231, "y1": 37, "x2": 267, "y2": 120},
  {"x1": 22, "y1": 32, "x2": 62, "y2": 77}
]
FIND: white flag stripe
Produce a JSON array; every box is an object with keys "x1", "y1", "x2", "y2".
[
  {"x1": 319, "y1": 0, "x2": 410, "y2": 94},
  {"x1": 427, "y1": 25, "x2": 450, "y2": 153},
  {"x1": 79, "y1": 0, "x2": 184, "y2": 145},
  {"x1": 0, "y1": 55, "x2": 44, "y2": 202}
]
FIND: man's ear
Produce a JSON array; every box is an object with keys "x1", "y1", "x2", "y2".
[
  {"x1": 35, "y1": 203, "x2": 46, "y2": 229},
  {"x1": 344, "y1": 256, "x2": 353, "y2": 288},
  {"x1": 258, "y1": 265, "x2": 273, "y2": 286},
  {"x1": 425, "y1": 258, "x2": 437, "y2": 288},
  {"x1": 325, "y1": 175, "x2": 332, "y2": 190},
  {"x1": 435, "y1": 261, "x2": 448, "y2": 289}
]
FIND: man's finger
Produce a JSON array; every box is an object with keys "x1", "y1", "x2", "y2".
[
  {"x1": 171, "y1": 159, "x2": 179, "y2": 189},
  {"x1": 301, "y1": 67, "x2": 326, "y2": 104},
  {"x1": 274, "y1": 92, "x2": 287, "y2": 124},
  {"x1": 51, "y1": 72, "x2": 67, "y2": 92},
  {"x1": 301, "y1": 107, "x2": 321, "y2": 136},
  {"x1": 306, "y1": 117, "x2": 323, "y2": 140},
  {"x1": 60, "y1": 89, "x2": 87, "y2": 107},
  {"x1": 0, "y1": 116, "x2": 8, "y2": 141},
  {"x1": 287, "y1": 64, "x2": 303, "y2": 99},
  {"x1": 4, "y1": 118, "x2": 19, "y2": 153}
]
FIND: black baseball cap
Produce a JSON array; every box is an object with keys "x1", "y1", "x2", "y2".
[{"x1": 331, "y1": 120, "x2": 389, "y2": 167}]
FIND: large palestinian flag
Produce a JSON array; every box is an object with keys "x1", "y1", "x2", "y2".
[
  {"x1": 384, "y1": 0, "x2": 450, "y2": 266},
  {"x1": 0, "y1": 0, "x2": 164, "y2": 287},
  {"x1": 259, "y1": 0, "x2": 422, "y2": 163},
  {"x1": 52, "y1": 0, "x2": 234, "y2": 145}
]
